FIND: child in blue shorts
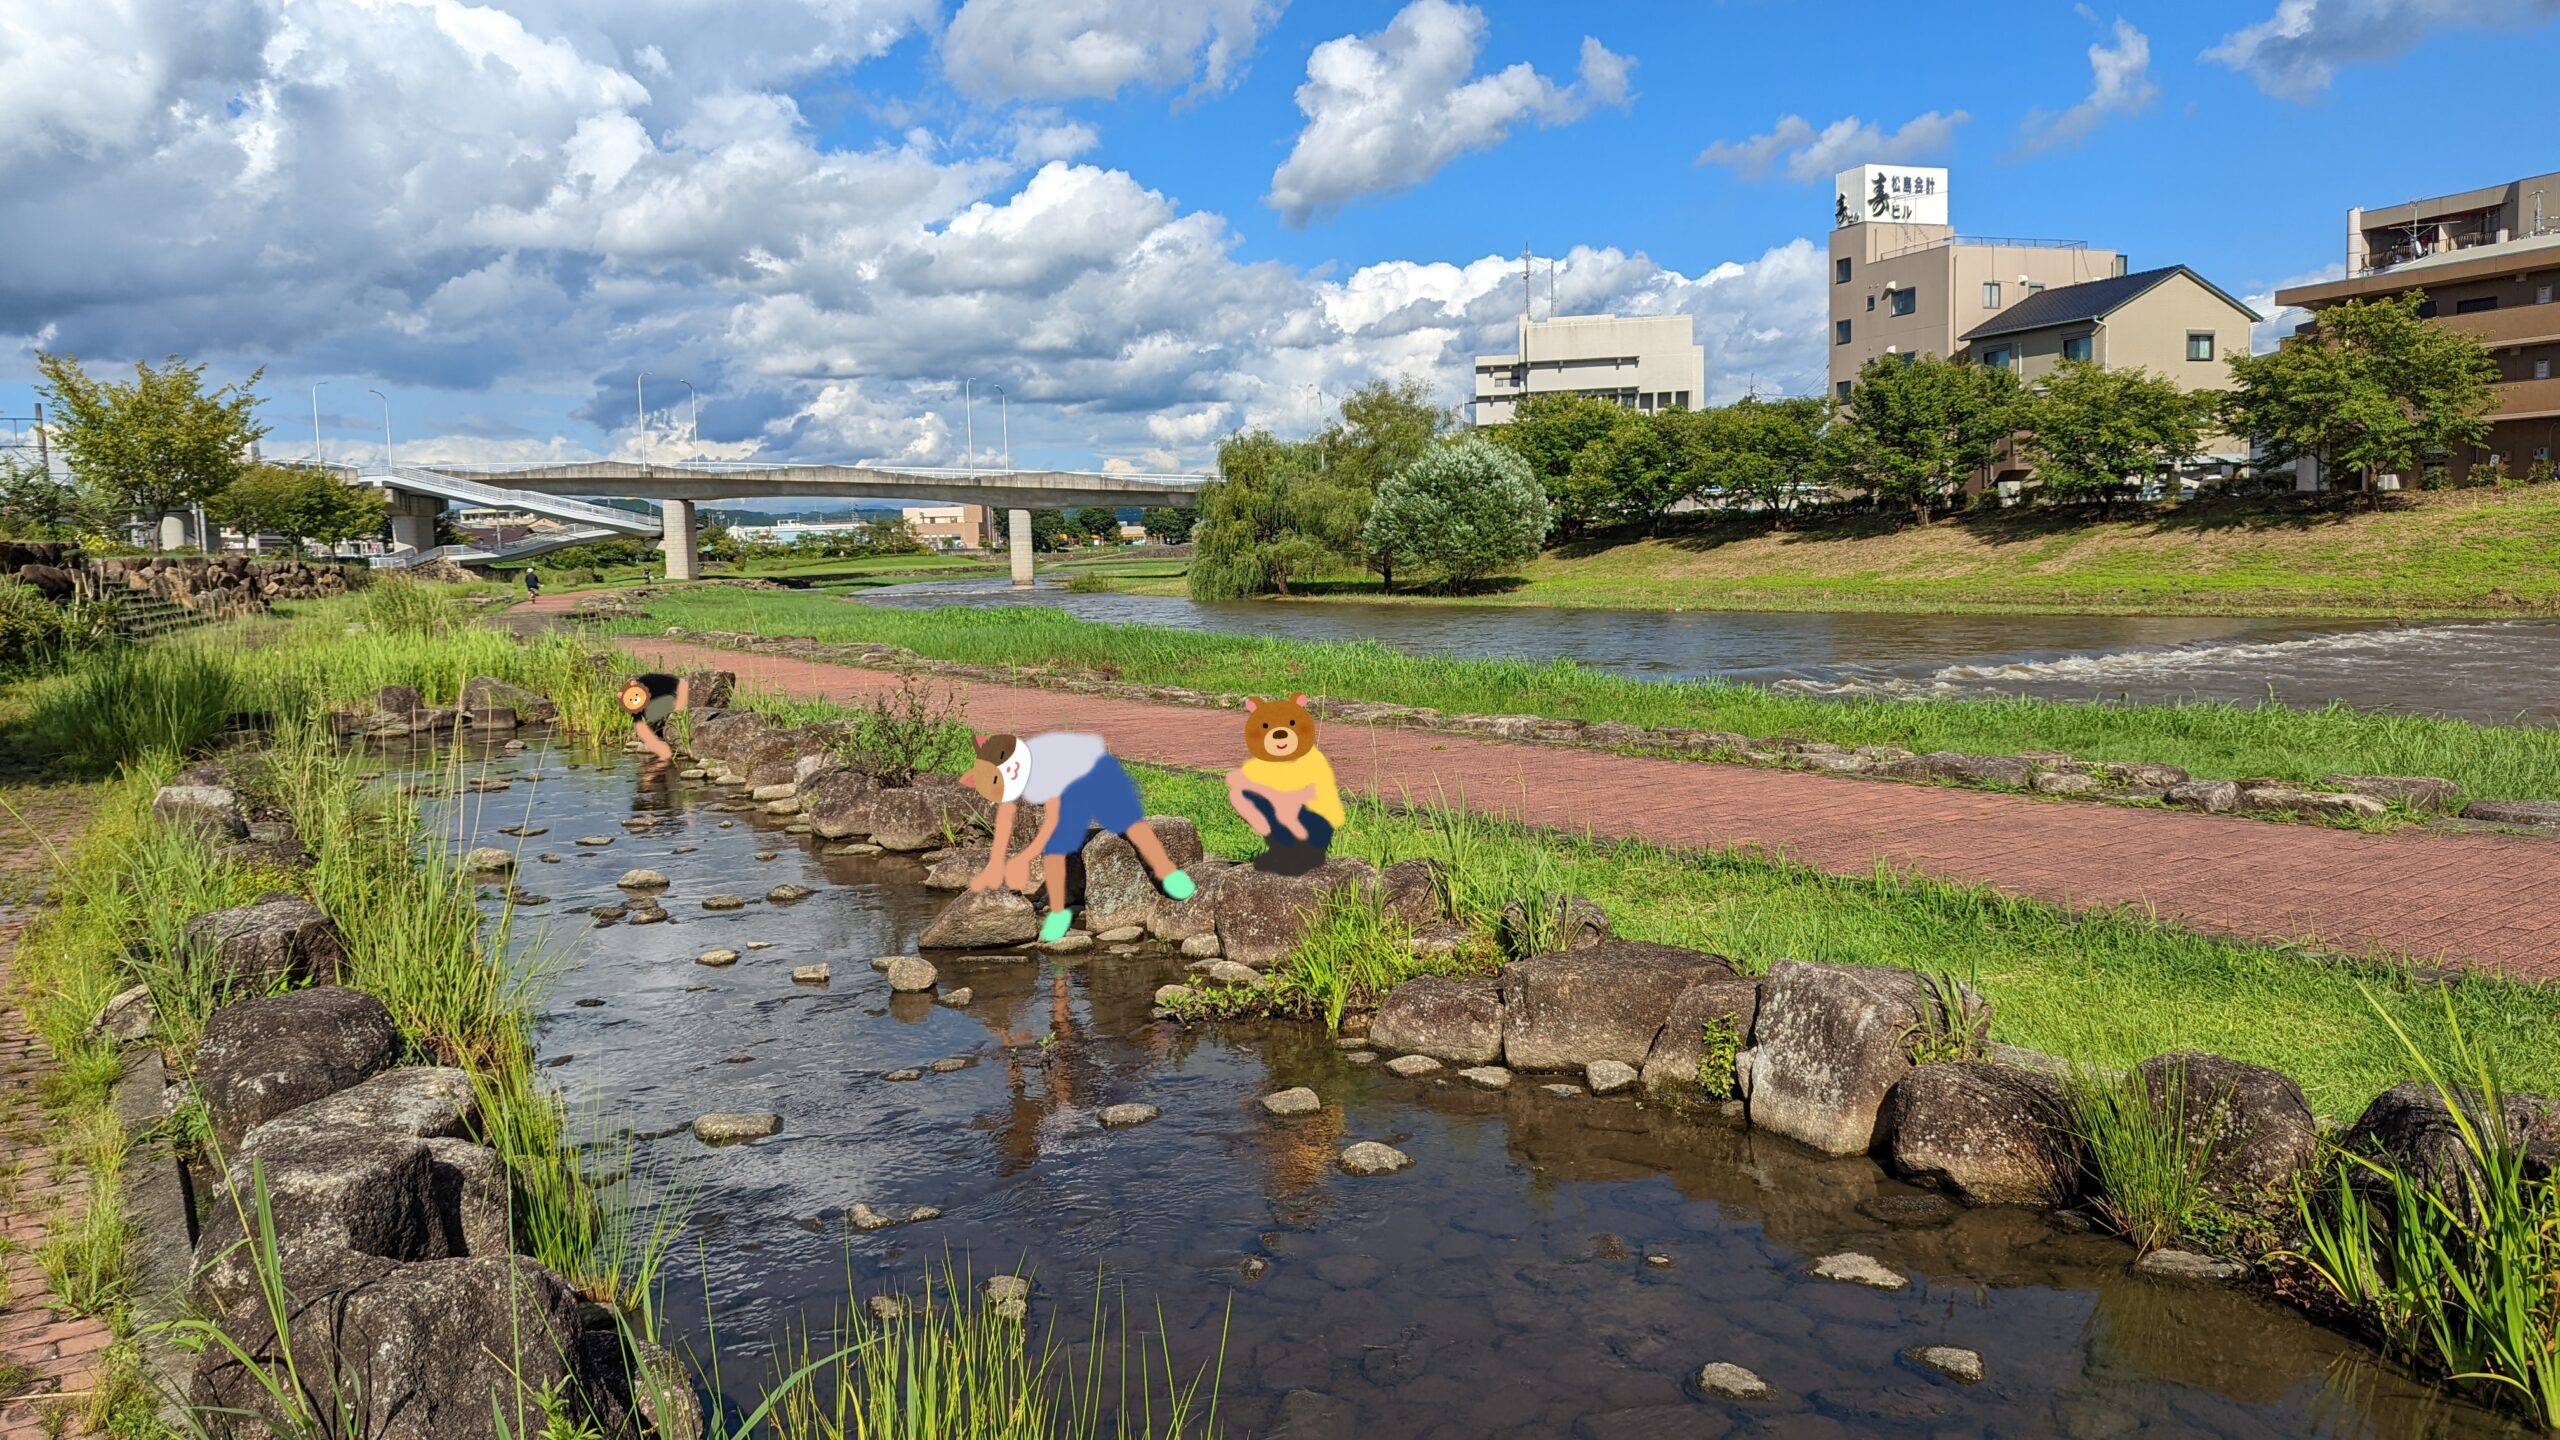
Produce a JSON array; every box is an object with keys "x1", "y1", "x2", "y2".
[{"x1": 963, "y1": 732, "x2": 1197, "y2": 942}]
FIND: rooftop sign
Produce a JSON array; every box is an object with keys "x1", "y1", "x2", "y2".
[{"x1": 1834, "y1": 165, "x2": 1949, "y2": 228}]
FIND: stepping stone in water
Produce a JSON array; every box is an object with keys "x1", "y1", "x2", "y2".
[
  {"x1": 697, "y1": 950, "x2": 739, "y2": 967},
  {"x1": 628, "y1": 907, "x2": 667, "y2": 926},
  {"x1": 1904, "y1": 1346, "x2": 1983, "y2": 1384},
  {"x1": 1811, "y1": 1252, "x2": 1908, "y2": 1290},
  {"x1": 747, "y1": 941, "x2": 774, "y2": 950},
  {"x1": 693, "y1": 1113, "x2": 780, "y2": 1146},
  {"x1": 575, "y1": 836, "x2": 614, "y2": 847},
  {"x1": 498, "y1": 825, "x2": 547, "y2": 838},
  {"x1": 1338, "y1": 1141, "x2": 1412, "y2": 1175},
  {"x1": 1586, "y1": 1060, "x2": 1639, "y2": 1095},
  {"x1": 1695, "y1": 1363, "x2": 1770, "y2": 1401},
  {"x1": 1384, "y1": 1055, "x2": 1442, "y2": 1078},
  {"x1": 1095, "y1": 925, "x2": 1146, "y2": 943},
  {"x1": 2133, "y1": 1249, "x2": 2246, "y2": 1284},
  {"x1": 756, "y1": 851, "x2": 779, "y2": 862},
  {"x1": 883, "y1": 1069, "x2": 923, "y2": 1082},
  {"x1": 1099, "y1": 1103, "x2": 1159, "y2": 1128},
  {"x1": 1261, "y1": 1087, "x2": 1320, "y2": 1117},
  {"x1": 928, "y1": 1057, "x2": 970, "y2": 1073},
  {"x1": 886, "y1": 957, "x2": 936, "y2": 993},
  {"x1": 848, "y1": 1202, "x2": 941, "y2": 1231},
  {"x1": 1457, "y1": 1066, "x2": 1512, "y2": 1090},
  {"x1": 792, "y1": 964, "x2": 831, "y2": 984},
  {"x1": 768, "y1": 883, "x2": 816, "y2": 903},
  {"x1": 939, "y1": 988, "x2": 974, "y2": 1007},
  {"x1": 1539, "y1": 1083, "x2": 1582, "y2": 1098},
  {"x1": 702, "y1": 894, "x2": 747, "y2": 910},
  {"x1": 618, "y1": 869, "x2": 670, "y2": 890}
]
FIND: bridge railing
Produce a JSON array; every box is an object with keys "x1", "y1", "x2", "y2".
[
  {"x1": 360, "y1": 465, "x2": 663, "y2": 533},
  {"x1": 442, "y1": 460, "x2": 1210, "y2": 488}
]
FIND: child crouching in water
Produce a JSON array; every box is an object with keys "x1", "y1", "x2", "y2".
[{"x1": 964, "y1": 732, "x2": 1196, "y2": 942}]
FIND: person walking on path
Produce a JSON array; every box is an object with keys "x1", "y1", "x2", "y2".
[{"x1": 523, "y1": 566, "x2": 541, "y2": 601}]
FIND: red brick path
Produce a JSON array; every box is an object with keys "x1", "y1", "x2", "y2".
[
  {"x1": 581, "y1": 617, "x2": 2560, "y2": 983},
  {"x1": 0, "y1": 774, "x2": 112, "y2": 1434}
]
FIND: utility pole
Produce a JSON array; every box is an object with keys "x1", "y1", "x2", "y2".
[
  {"x1": 963, "y1": 379, "x2": 975, "y2": 471},
  {"x1": 635, "y1": 372, "x2": 650, "y2": 465},
  {"x1": 679, "y1": 380, "x2": 698, "y2": 456},
  {"x1": 368, "y1": 388, "x2": 391, "y2": 470},
  {"x1": 31, "y1": 401, "x2": 44, "y2": 479},
  {"x1": 991, "y1": 384, "x2": 1011, "y2": 470},
  {"x1": 311, "y1": 381, "x2": 328, "y2": 466}
]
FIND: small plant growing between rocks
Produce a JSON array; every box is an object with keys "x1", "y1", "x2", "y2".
[
  {"x1": 2063, "y1": 1063, "x2": 2214, "y2": 1254},
  {"x1": 1695, "y1": 1013, "x2": 1743, "y2": 1099},
  {"x1": 1903, "y1": 970, "x2": 1991, "y2": 1065},
  {"x1": 831, "y1": 674, "x2": 972, "y2": 786}
]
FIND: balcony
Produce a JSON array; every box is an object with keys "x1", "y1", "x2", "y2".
[
  {"x1": 2437, "y1": 303, "x2": 2560, "y2": 350},
  {"x1": 2492, "y1": 375, "x2": 2560, "y2": 420}
]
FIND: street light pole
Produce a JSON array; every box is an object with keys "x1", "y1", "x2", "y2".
[
  {"x1": 635, "y1": 371, "x2": 650, "y2": 465},
  {"x1": 963, "y1": 378, "x2": 975, "y2": 471},
  {"x1": 678, "y1": 380, "x2": 698, "y2": 456},
  {"x1": 311, "y1": 381, "x2": 328, "y2": 466},
  {"x1": 367, "y1": 388, "x2": 391, "y2": 470},
  {"x1": 990, "y1": 384, "x2": 1011, "y2": 471}
]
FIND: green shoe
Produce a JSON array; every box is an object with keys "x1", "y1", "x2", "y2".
[
  {"x1": 1039, "y1": 908, "x2": 1075, "y2": 943},
  {"x1": 1161, "y1": 869, "x2": 1196, "y2": 902}
]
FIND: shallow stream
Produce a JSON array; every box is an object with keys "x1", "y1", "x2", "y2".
[{"x1": 428, "y1": 744, "x2": 2526, "y2": 1438}]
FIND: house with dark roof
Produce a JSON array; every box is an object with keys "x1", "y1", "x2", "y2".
[{"x1": 1957, "y1": 265, "x2": 2260, "y2": 389}]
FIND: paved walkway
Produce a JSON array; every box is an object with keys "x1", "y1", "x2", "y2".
[
  {"x1": 571, "y1": 615, "x2": 2560, "y2": 982},
  {"x1": 0, "y1": 782, "x2": 110, "y2": 1435}
]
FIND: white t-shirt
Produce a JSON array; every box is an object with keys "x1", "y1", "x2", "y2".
[{"x1": 996, "y1": 732, "x2": 1107, "y2": 804}]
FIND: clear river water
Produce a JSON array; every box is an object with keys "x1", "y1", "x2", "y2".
[
  {"x1": 852, "y1": 578, "x2": 2560, "y2": 725},
  {"x1": 428, "y1": 745, "x2": 2528, "y2": 1439}
]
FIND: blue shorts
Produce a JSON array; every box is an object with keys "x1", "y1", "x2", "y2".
[{"x1": 1043, "y1": 754, "x2": 1144, "y2": 855}]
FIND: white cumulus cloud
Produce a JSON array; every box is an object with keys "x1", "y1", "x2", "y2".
[
  {"x1": 2207, "y1": 0, "x2": 2560, "y2": 99},
  {"x1": 941, "y1": 0, "x2": 1283, "y2": 102},
  {"x1": 2017, "y1": 15, "x2": 2157, "y2": 153},
  {"x1": 1697, "y1": 109, "x2": 1968, "y2": 184},
  {"x1": 1266, "y1": 0, "x2": 1633, "y2": 226}
]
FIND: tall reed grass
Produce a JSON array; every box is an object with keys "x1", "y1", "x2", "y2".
[
  {"x1": 2291, "y1": 993, "x2": 2560, "y2": 1429},
  {"x1": 2062, "y1": 1065, "x2": 2214, "y2": 1254}
]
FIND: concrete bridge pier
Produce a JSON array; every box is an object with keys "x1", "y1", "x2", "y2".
[
  {"x1": 660, "y1": 498, "x2": 699, "y2": 581},
  {"x1": 386, "y1": 488, "x2": 443, "y2": 553},
  {"x1": 1008, "y1": 508, "x2": 1033, "y2": 588}
]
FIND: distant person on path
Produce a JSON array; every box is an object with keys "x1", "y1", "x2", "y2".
[
  {"x1": 1227, "y1": 695, "x2": 1343, "y2": 876},
  {"x1": 964, "y1": 731, "x2": 1196, "y2": 943},
  {"x1": 619, "y1": 672, "x2": 687, "y2": 763},
  {"x1": 523, "y1": 567, "x2": 541, "y2": 601}
]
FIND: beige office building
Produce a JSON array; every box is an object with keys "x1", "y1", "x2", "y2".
[
  {"x1": 902, "y1": 503, "x2": 992, "y2": 550},
  {"x1": 1472, "y1": 313, "x2": 1706, "y2": 425},
  {"x1": 2275, "y1": 171, "x2": 2560, "y2": 486},
  {"x1": 1827, "y1": 163, "x2": 2129, "y2": 401}
]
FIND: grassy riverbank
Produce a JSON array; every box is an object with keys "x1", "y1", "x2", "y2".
[
  {"x1": 1107, "y1": 487, "x2": 2560, "y2": 617},
  {"x1": 610, "y1": 589, "x2": 2560, "y2": 801}
]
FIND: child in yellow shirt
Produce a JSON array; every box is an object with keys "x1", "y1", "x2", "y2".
[{"x1": 1226, "y1": 694, "x2": 1344, "y2": 876}]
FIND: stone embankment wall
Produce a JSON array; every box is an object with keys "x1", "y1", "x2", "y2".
[
  {"x1": 96, "y1": 554, "x2": 355, "y2": 612},
  {"x1": 655, "y1": 626, "x2": 2557, "y2": 832}
]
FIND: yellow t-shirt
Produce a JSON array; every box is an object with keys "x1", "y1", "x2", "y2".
[{"x1": 1241, "y1": 750, "x2": 1345, "y2": 825}]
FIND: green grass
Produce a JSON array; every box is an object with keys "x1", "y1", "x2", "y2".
[
  {"x1": 613, "y1": 587, "x2": 2560, "y2": 801},
  {"x1": 1124, "y1": 487, "x2": 2560, "y2": 618},
  {"x1": 2063, "y1": 1066, "x2": 2214, "y2": 1255}
]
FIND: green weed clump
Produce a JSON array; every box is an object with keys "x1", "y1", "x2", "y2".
[
  {"x1": 22, "y1": 644, "x2": 239, "y2": 771},
  {"x1": 2063, "y1": 1065, "x2": 2215, "y2": 1254},
  {"x1": 1694, "y1": 1014, "x2": 1742, "y2": 1098},
  {"x1": 2291, "y1": 994, "x2": 2560, "y2": 1429}
]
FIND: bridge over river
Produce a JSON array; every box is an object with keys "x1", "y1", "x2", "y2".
[{"x1": 357, "y1": 460, "x2": 1207, "y2": 584}]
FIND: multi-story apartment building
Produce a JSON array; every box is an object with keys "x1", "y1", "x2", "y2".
[
  {"x1": 1826, "y1": 164, "x2": 2130, "y2": 402},
  {"x1": 2274, "y1": 170, "x2": 2560, "y2": 485},
  {"x1": 1471, "y1": 313, "x2": 1705, "y2": 425},
  {"x1": 901, "y1": 503, "x2": 992, "y2": 550}
]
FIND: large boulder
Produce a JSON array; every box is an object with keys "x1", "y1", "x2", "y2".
[
  {"x1": 153, "y1": 784, "x2": 249, "y2": 840},
  {"x1": 194, "y1": 987, "x2": 401, "y2": 1155},
  {"x1": 458, "y1": 676, "x2": 558, "y2": 725},
  {"x1": 686, "y1": 669, "x2": 736, "y2": 708},
  {"x1": 2338, "y1": 1082, "x2": 2560, "y2": 1205},
  {"x1": 2459, "y1": 798, "x2": 2560, "y2": 828},
  {"x1": 2137, "y1": 1051, "x2": 2320, "y2": 1198},
  {"x1": 846, "y1": 782, "x2": 991, "y2": 852},
  {"x1": 1079, "y1": 817, "x2": 1204, "y2": 934},
  {"x1": 183, "y1": 892, "x2": 351, "y2": 989},
  {"x1": 1377, "y1": 859, "x2": 1449, "y2": 928},
  {"x1": 1212, "y1": 857, "x2": 1376, "y2": 969},
  {"x1": 1877, "y1": 1062, "x2": 2077, "y2": 1206},
  {"x1": 190, "y1": 1253, "x2": 634, "y2": 1440},
  {"x1": 686, "y1": 709, "x2": 774, "y2": 763},
  {"x1": 1370, "y1": 976, "x2": 1503, "y2": 1065},
  {"x1": 923, "y1": 846, "x2": 1052, "y2": 893},
  {"x1": 1145, "y1": 857, "x2": 1236, "y2": 943},
  {"x1": 918, "y1": 889, "x2": 1042, "y2": 948},
  {"x1": 2317, "y1": 774, "x2": 2461, "y2": 815},
  {"x1": 801, "y1": 770, "x2": 883, "y2": 839},
  {"x1": 1499, "y1": 941, "x2": 1734, "y2": 1072},
  {"x1": 1738, "y1": 960, "x2": 1940, "y2": 1156},
  {"x1": 1638, "y1": 974, "x2": 1763, "y2": 1098},
  {"x1": 374, "y1": 684, "x2": 423, "y2": 716}
]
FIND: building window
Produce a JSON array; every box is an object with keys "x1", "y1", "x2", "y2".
[
  {"x1": 2539, "y1": 359, "x2": 2554, "y2": 380},
  {"x1": 1835, "y1": 319, "x2": 1852, "y2": 345},
  {"x1": 1835, "y1": 380, "x2": 1852, "y2": 402},
  {"x1": 1982, "y1": 282, "x2": 2002, "y2": 309},
  {"x1": 1673, "y1": 391, "x2": 1689, "y2": 409},
  {"x1": 1890, "y1": 287, "x2": 1917, "y2": 317},
  {"x1": 2455, "y1": 296, "x2": 2500, "y2": 314},
  {"x1": 1866, "y1": 295, "x2": 1875, "y2": 311},
  {"x1": 2187, "y1": 333, "x2": 2215, "y2": 362},
  {"x1": 2539, "y1": 284, "x2": 2554, "y2": 305},
  {"x1": 1835, "y1": 258, "x2": 1852, "y2": 284},
  {"x1": 1979, "y1": 345, "x2": 2013, "y2": 370},
  {"x1": 2062, "y1": 334, "x2": 2094, "y2": 363},
  {"x1": 2025, "y1": 282, "x2": 2045, "y2": 296}
]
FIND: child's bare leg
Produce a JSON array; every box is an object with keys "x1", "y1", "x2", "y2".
[
  {"x1": 1124, "y1": 820, "x2": 1181, "y2": 878},
  {"x1": 1044, "y1": 863, "x2": 1069, "y2": 914}
]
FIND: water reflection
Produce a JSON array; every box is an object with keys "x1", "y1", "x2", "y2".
[
  {"x1": 853, "y1": 577, "x2": 2560, "y2": 724},
  {"x1": 415, "y1": 745, "x2": 2530, "y2": 1439}
]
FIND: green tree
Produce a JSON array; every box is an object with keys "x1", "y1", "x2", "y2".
[
  {"x1": 1067, "y1": 507, "x2": 1123, "y2": 545},
  {"x1": 2223, "y1": 291, "x2": 2499, "y2": 497},
  {"x1": 1568, "y1": 411, "x2": 1687, "y2": 534},
  {"x1": 206, "y1": 464, "x2": 386, "y2": 553},
  {"x1": 34, "y1": 353, "x2": 267, "y2": 548},
  {"x1": 868, "y1": 514, "x2": 926, "y2": 554},
  {"x1": 1139, "y1": 506, "x2": 1197, "y2": 544},
  {"x1": 699, "y1": 514, "x2": 743, "y2": 563},
  {"x1": 0, "y1": 458, "x2": 111, "y2": 538},
  {"x1": 1188, "y1": 432, "x2": 1366, "y2": 599},
  {"x1": 1668, "y1": 396, "x2": 1829, "y2": 528},
  {"x1": 1822, "y1": 354, "x2": 2024, "y2": 525},
  {"x1": 1363, "y1": 437, "x2": 1551, "y2": 591},
  {"x1": 2024, "y1": 362, "x2": 2209, "y2": 513},
  {"x1": 1486, "y1": 392, "x2": 1636, "y2": 537}
]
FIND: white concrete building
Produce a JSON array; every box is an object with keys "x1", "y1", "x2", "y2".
[{"x1": 1471, "y1": 313, "x2": 1705, "y2": 425}]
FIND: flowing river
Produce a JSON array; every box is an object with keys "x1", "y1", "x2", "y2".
[
  {"x1": 430, "y1": 746, "x2": 2526, "y2": 1438},
  {"x1": 852, "y1": 578, "x2": 2560, "y2": 725}
]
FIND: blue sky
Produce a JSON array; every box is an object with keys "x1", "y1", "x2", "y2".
[{"x1": 2, "y1": 0, "x2": 2557, "y2": 481}]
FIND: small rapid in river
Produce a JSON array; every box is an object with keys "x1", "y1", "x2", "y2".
[{"x1": 423, "y1": 743, "x2": 2526, "y2": 1438}]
